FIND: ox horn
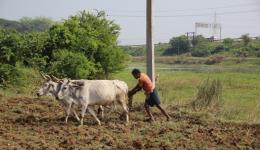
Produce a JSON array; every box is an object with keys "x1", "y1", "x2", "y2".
[
  {"x1": 40, "y1": 72, "x2": 47, "y2": 80},
  {"x1": 50, "y1": 75, "x2": 60, "y2": 82},
  {"x1": 45, "y1": 75, "x2": 51, "y2": 81}
]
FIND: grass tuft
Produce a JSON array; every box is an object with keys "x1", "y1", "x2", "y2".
[{"x1": 191, "y1": 78, "x2": 222, "y2": 110}]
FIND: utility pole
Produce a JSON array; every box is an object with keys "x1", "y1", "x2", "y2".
[{"x1": 146, "y1": 0, "x2": 155, "y2": 86}]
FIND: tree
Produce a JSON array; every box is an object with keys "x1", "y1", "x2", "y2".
[
  {"x1": 223, "y1": 38, "x2": 234, "y2": 47},
  {"x1": 19, "y1": 17, "x2": 54, "y2": 32},
  {"x1": 191, "y1": 42, "x2": 211, "y2": 57},
  {"x1": 0, "y1": 29, "x2": 20, "y2": 66},
  {"x1": 0, "y1": 17, "x2": 54, "y2": 32},
  {"x1": 241, "y1": 34, "x2": 251, "y2": 46},
  {"x1": 44, "y1": 10, "x2": 128, "y2": 78},
  {"x1": 163, "y1": 35, "x2": 191, "y2": 55},
  {"x1": 49, "y1": 50, "x2": 97, "y2": 79},
  {"x1": 191, "y1": 35, "x2": 208, "y2": 47},
  {"x1": 18, "y1": 32, "x2": 49, "y2": 69}
]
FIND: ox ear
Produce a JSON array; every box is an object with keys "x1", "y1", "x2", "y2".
[
  {"x1": 67, "y1": 79, "x2": 71, "y2": 84},
  {"x1": 70, "y1": 82, "x2": 81, "y2": 88},
  {"x1": 58, "y1": 79, "x2": 64, "y2": 84},
  {"x1": 50, "y1": 75, "x2": 60, "y2": 82},
  {"x1": 72, "y1": 81, "x2": 84, "y2": 86}
]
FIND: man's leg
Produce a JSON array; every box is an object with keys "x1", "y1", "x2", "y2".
[
  {"x1": 156, "y1": 105, "x2": 170, "y2": 121},
  {"x1": 144, "y1": 102, "x2": 155, "y2": 121}
]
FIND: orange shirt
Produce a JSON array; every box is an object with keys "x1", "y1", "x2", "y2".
[{"x1": 138, "y1": 73, "x2": 154, "y2": 94}]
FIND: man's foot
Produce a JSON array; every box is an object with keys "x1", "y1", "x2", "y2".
[{"x1": 144, "y1": 118, "x2": 155, "y2": 122}]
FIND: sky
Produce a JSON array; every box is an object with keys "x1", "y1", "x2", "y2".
[{"x1": 0, "y1": 0, "x2": 260, "y2": 45}]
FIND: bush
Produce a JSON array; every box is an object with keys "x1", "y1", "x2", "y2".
[
  {"x1": 44, "y1": 11, "x2": 127, "y2": 77},
  {"x1": 191, "y1": 78, "x2": 222, "y2": 110},
  {"x1": 234, "y1": 49, "x2": 249, "y2": 57},
  {"x1": 191, "y1": 49, "x2": 211, "y2": 57},
  {"x1": 211, "y1": 44, "x2": 225, "y2": 54},
  {"x1": 256, "y1": 51, "x2": 260, "y2": 57},
  {"x1": 205, "y1": 56, "x2": 225, "y2": 65},
  {"x1": 49, "y1": 49, "x2": 97, "y2": 79},
  {"x1": 163, "y1": 35, "x2": 191, "y2": 55},
  {"x1": 191, "y1": 42, "x2": 211, "y2": 57},
  {"x1": 0, "y1": 64, "x2": 20, "y2": 87}
]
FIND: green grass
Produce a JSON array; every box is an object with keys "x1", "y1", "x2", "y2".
[
  {"x1": 113, "y1": 66, "x2": 260, "y2": 123},
  {"x1": 0, "y1": 66, "x2": 42, "y2": 97},
  {"x1": 1, "y1": 60, "x2": 260, "y2": 123}
]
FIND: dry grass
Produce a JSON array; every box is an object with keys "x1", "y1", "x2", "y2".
[{"x1": 191, "y1": 78, "x2": 222, "y2": 110}]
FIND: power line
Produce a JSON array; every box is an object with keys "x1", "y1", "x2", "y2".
[
  {"x1": 154, "y1": 2, "x2": 260, "y2": 13},
  {"x1": 100, "y1": 2, "x2": 260, "y2": 13},
  {"x1": 107, "y1": 9, "x2": 260, "y2": 18}
]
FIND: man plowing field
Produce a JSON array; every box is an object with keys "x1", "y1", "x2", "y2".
[{"x1": 128, "y1": 68, "x2": 170, "y2": 122}]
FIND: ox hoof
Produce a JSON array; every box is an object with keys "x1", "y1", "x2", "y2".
[{"x1": 78, "y1": 122, "x2": 84, "y2": 127}]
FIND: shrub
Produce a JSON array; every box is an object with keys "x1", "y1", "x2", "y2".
[
  {"x1": 191, "y1": 49, "x2": 211, "y2": 57},
  {"x1": 0, "y1": 64, "x2": 20, "y2": 87},
  {"x1": 211, "y1": 45, "x2": 225, "y2": 54},
  {"x1": 191, "y1": 78, "x2": 222, "y2": 110},
  {"x1": 163, "y1": 35, "x2": 191, "y2": 55},
  {"x1": 256, "y1": 51, "x2": 260, "y2": 57},
  {"x1": 44, "y1": 11, "x2": 128, "y2": 77},
  {"x1": 205, "y1": 56, "x2": 225, "y2": 65},
  {"x1": 48, "y1": 49, "x2": 97, "y2": 79},
  {"x1": 234, "y1": 49, "x2": 249, "y2": 57}
]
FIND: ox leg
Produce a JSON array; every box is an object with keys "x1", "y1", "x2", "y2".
[
  {"x1": 65, "y1": 102, "x2": 72, "y2": 124},
  {"x1": 118, "y1": 97, "x2": 129, "y2": 123},
  {"x1": 80, "y1": 104, "x2": 88, "y2": 126},
  {"x1": 59, "y1": 101, "x2": 70, "y2": 122},
  {"x1": 97, "y1": 105, "x2": 104, "y2": 120},
  {"x1": 72, "y1": 106, "x2": 80, "y2": 122},
  {"x1": 113, "y1": 101, "x2": 117, "y2": 111},
  {"x1": 88, "y1": 106, "x2": 101, "y2": 125}
]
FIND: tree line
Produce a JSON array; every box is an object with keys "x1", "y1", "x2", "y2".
[
  {"x1": 122, "y1": 34, "x2": 260, "y2": 57},
  {"x1": 0, "y1": 11, "x2": 128, "y2": 87}
]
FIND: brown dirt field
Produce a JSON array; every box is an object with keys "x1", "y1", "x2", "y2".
[{"x1": 0, "y1": 95, "x2": 259, "y2": 150}]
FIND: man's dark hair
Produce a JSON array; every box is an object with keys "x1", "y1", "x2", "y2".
[{"x1": 132, "y1": 68, "x2": 141, "y2": 75}]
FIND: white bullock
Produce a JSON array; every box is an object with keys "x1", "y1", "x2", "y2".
[
  {"x1": 37, "y1": 74, "x2": 81, "y2": 123},
  {"x1": 57, "y1": 79, "x2": 129, "y2": 126}
]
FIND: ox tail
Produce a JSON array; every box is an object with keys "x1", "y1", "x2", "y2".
[{"x1": 113, "y1": 80, "x2": 129, "y2": 105}]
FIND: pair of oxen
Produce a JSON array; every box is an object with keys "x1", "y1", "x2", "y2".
[{"x1": 37, "y1": 73, "x2": 129, "y2": 126}]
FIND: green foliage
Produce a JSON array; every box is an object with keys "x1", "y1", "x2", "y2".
[
  {"x1": 121, "y1": 43, "x2": 170, "y2": 56},
  {"x1": 18, "y1": 32, "x2": 49, "y2": 69},
  {"x1": 0, "y1": 18, "x2": 25, "y2": 32},
  {"x1": 155, "y1": 43, "x2": 170, "y2": 56},
  {"x1": 0, "y1": 64, "x2": 20, "y2": 87},
  {"x1": 191, "y1": 42, "x2": 211, "y2": 57},
  {"x1": 0, "y1": 29, "x2": 20, "y2": 66},
  {"x1": 211, "y1": 44, "x2": 225, "y2": 54},
  {"x1": 49, "y1": 49, "x2": 97, "y2": 79},
  {"x1": 19, "y1": 17, "x2": 54, "y2": 32},
  {"x1": 240, "y1": 34, "x2": 251, "y2": 46},
  {"x1": 44, "y1": 10, "x2": 127, "y2": 78},
  {"x1": 0, "y1": 17, "x2": 54, "y2": 32},
  {"x1": 191, "y1": 35, "x2": 208, "y2": 47},
  {"x1": 223, "y1": 38, "x2": 234, "y2": 48},
  {"x1": 192, "y1": 78, "x2": 222, "y2": 110},
  {"x1": 163, "y1": 35, "x2": 191, "y2": 55},
  {"x1": 0, "y1": 11, "x2": 128, "y2": 86},
  {"x1": 121, "y1": 45, "x2": 145, "y2": 56}
]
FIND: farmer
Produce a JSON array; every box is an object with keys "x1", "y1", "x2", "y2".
[{"x1": 128, "y1": 68, "x2": 170, "y2": 122}]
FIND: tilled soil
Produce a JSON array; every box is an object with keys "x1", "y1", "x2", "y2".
[{"x1": 0, "y1": 95, "x2": 259, "y2": 150}]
